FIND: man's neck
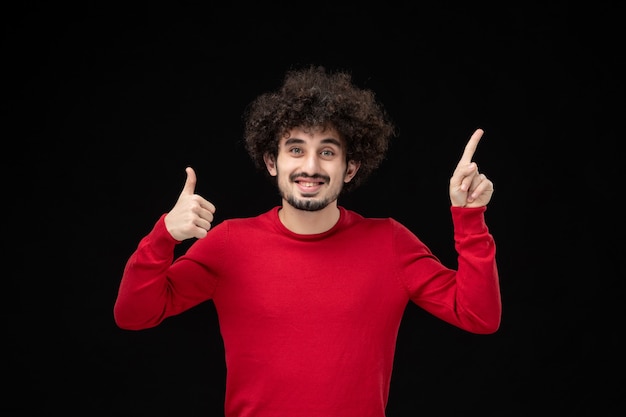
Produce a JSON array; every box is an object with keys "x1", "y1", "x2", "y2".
[{"x1": 278, "y1": 201, "x2": 341, "y2": 235}]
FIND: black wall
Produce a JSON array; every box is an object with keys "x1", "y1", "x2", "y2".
[{"x1": 3, "y1": 3, "x2": 623, "y2": 416}]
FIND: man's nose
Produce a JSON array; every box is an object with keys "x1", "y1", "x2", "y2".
[{"x1": 303, "y1": 153, "x2": 321, "y2": 172}]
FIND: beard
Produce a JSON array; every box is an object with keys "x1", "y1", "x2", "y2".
[
  {"x1": 276, "y1": 170, "x2": 343, "y2": 211},
  {"x1": 282, "y1": 192, "x2": 338, "y2": 211},
  {"x1": 280, "y1": 175, "x2": 341, "y2": 212}
]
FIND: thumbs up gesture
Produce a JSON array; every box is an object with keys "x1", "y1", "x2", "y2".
[{"x1": 164, "y1": 167, "x2": 217, "y2": 240}]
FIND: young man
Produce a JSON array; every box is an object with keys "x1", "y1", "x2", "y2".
[{"x1": 114, "y1": 65, "x2": 501, "y2": 417}]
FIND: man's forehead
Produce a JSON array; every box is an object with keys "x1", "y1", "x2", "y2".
[{"x1": 281, "y1": 127, "x2": 344, "y2": 147}]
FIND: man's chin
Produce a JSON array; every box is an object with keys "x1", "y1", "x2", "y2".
[{"x1": 288, "y1": 198, "x2": 329, "y2": 212}]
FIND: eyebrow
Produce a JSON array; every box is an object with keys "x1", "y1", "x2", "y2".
[{"x1": 284, "y1": 137, "x2": 343, "y2": 147}]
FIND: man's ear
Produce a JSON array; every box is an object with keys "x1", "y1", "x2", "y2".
[
  {"x1": 344, "y1": 160, "x2": 361, "y2": 183},
  {"x1": 263, "y1": 153, "x2": 277, "y2": 176}
]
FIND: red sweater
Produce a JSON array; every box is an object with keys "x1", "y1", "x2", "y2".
[{"x1": 114, "y1": 206, "x2": 501, "y2": 417}]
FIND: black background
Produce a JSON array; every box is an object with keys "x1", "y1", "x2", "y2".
[{"x1": 3, "y1": 2, "x2": 623, "y2": 416}]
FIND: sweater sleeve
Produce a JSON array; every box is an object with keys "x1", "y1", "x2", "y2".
[
  {"x1": 399, "y1": 206, "x2": 501, "y2": 334},
  {"x1": 113, "y1": 214, "x2": 219, "y2": 330},
  {"x1": 450, "y1": 206, "x2": 501, "y2": 333}
]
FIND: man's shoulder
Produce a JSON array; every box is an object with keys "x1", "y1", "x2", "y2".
[
  {"x1": 339, "y1": 206, "x2": 398, "y2": 228},
  {"x1": 218, "y1": 206, "x2": 279, "y2": 228}
]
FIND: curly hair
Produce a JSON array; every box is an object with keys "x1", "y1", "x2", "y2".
[{"x1": 243, "y1": 65, "x2": 396, "y2": 193}]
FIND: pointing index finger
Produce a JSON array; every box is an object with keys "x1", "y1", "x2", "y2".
[{"x1": 459, "y1": 128, "x2": 484, "y2": 165}]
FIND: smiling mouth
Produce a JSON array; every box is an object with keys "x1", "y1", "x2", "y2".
[
  {"x1": 297, "y1": 181, "x2": 323, "y2": 187},
  {"x1": 294, "y1": 178, "x2": 325, "y2": 196}
]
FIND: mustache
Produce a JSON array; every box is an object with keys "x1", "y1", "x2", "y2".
[{"x1": 289, "y1": 173, "x2": 330, "y2": 183}]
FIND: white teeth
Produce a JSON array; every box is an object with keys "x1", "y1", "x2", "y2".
[{"x1": 302, "y1": 182, "x2": 316, "y2": 187}]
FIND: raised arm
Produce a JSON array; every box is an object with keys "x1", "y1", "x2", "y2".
[{"x1": 113, "y1": 167, "x2": 218, "y2": 330}]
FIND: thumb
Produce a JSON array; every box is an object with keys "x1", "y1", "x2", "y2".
[{"x1": 181, "y1": 166, "x2": 197, "y2": 195}]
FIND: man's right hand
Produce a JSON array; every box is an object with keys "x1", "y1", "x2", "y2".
[{"x1": 164, "y1": 167, "x2": 216, "y2": 240}]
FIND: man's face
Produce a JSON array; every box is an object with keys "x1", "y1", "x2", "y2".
[{"x1": 264, "y1": 127, "x2": 360, "y2": 211}]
